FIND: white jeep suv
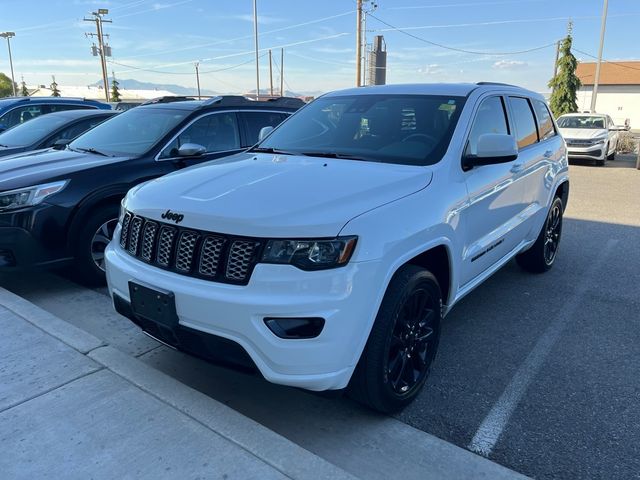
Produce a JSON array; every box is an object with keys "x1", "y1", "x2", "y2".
[{"x1": 106, "y1": 83, "x2": 569, "y2": 412}]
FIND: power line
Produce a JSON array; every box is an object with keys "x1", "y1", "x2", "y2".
[
  {"x1": 367, "y1": 12, "x2": 558, "y2": 56},
  {"x1": 108, "y1": 54, "x2": 268, "y2": 76},
  {"x1": 573, "y1": 47, "x2": 640, "y2": 72}
]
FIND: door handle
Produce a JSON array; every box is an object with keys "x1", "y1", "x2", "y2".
[
  {"x1": 511, "y1": 163, "x2": 524, "y2": 173},
  {"x1": 543, "y1": 150, "x2": 553, "y2": 158}
]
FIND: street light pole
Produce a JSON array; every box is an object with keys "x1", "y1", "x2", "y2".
[
  {"x1": 0, "y1": 32, "x2": 16, "y2": 96},
  {"x1": 253, "y1": 0, "x2": 260, "y2": 100},
  {"x1": 591, "y1": 0, "x2": 609, "y2": 113}
]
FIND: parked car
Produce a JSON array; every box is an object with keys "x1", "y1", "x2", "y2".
[
  {"x1": 0, "y1": 95, "x2": 302, "y2": 284},
  {"x1": 556, "y1": 112, "x2": 620, "y2": 166},
  {"x1": 105, "y1": 83, "x2": 569, "y2": 413},
  {"x1": 0, "y1": 97, "x2": 111, "y2": 133},
  {"x1": 0, "y1": 110, "x2": 117, "y2": 158}
]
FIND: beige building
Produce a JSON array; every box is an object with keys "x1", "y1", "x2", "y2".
[{"x1": 576, "y1": 61, "x2": 640, "y2": 130}]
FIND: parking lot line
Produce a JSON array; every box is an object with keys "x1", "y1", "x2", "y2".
[{"x1": 468, "y1": 238, "x2": 619, "y2": 457}]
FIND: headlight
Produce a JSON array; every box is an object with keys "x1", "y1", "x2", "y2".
[
  {"x1": 261, "y1": 236, "x2": 357, "y2": 270},
  {"x1": 0, "y1": 180, "x2": 68, "y2": 212},
  {"x1": 591, "y1": 136, "x2": 607, "y2": 145}
]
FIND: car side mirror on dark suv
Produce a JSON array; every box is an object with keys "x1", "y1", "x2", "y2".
[
  {"x1": 463, "y1": 133, "x2": 518, "y2": 169},
  {"x1": 177, "y1": 143, "x2": 206, "y2": 157}
]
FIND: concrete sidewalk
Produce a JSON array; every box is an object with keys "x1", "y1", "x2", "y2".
[
  {"x1": 0, "y1": 288, "x2": 354, "y2": 480},
  {"x1": 0, "y1": 286, "x2": 528, "y2": 479}
]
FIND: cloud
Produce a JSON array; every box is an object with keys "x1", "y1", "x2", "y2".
[
  {"x1": 493, "y1": 59, "x2": 528, "y2": 69},
  {"x1": 313, "y1": 46, "x2": 353, "y2": 54}
]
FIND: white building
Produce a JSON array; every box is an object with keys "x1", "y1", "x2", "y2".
[
  {"x1": 576, "y1": 61, "x2": 640, "y2": 130},
  {"x1": 28, "y1": 85, "x2": 177, "y2": 101}
]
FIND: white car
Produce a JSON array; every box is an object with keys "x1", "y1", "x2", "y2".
[
  {"x1": 106, "y1": 83, "x2": 569, "y2": 412},
  {"x1": 557, "y1": 113, "x2": 619, "y2": 166}
]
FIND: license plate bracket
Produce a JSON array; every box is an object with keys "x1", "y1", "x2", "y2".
[{"x1": 128, "y1": 281, "x2": 178, "y2": 328}]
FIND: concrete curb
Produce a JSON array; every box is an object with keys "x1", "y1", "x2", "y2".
[
  {"x1": 88, "y1": 345, "x2": 356, "y2": 480},
  {"x1": 0, "y1": 287, "x2": 103, "y2": 353}
]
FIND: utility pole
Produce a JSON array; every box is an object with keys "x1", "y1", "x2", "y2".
[
  {"x1": 84, "y1": 9, "x2": 112, "y2": 102},
  {"x1": 253, "y1": 0, "x2": 260, "y2": 100},
  {"x1": 0, "y1": 32, "x2": 16, "y2": 96},
  {"x1": 194, "y1": 62, "x2": 201, "y2": 99},
  {"x1": 280, "y1": 48, "x2": 284, "y2": 96},
  {"x1": 356, "y1": 0, "x2": 363, "y2": 87},
  {"x1": 268, "y1": 49, "x2": 274, "y2": 96},
  {"x1": 591, "y1": 0, "x2": 608, "y2": 113},
  {"x1": 552, "y1": 40, "x2": 560, "y2": 79}
]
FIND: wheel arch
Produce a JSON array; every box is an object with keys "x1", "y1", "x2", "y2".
[{"x1": 554, "y1": 179, "x2": 569, "y2": 212}]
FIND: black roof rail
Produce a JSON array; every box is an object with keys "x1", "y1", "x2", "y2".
[
  {"x1": 141, "y1": 96, "x2": 196, "y2": 106},
  {"x1": 476, "y1": 82, "x2": 519, "y2": 88},
  {"x1": 199, "y1": 95, "x2": 306, "y2": 109}
]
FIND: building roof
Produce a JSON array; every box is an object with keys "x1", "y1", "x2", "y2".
[{"x1": 576, "y1": 61, "x2": 640, "y2": 86}]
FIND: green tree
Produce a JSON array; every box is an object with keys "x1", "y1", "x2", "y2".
[
  {"x1": 50, "y1": 76, "x2": 61, "y2": 97},
  {"x1": 0, "y1": 72, "x2": 17, "y2": 98},
  {"x1": 20, "y1": 79, "x2": 29, "y2": 96},
  {"x1": 548, "y1": 35, "x2": 582, "y2": 117},
  {"x1": 110, "y1": 73, "x2": 121, "y2": 102}
]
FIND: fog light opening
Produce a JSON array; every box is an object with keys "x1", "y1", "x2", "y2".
[{"x1": 264, "y1": 317, "x2": 325, "y2": 339}]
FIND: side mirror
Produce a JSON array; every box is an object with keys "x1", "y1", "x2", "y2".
[
  {"x1": 258, "y1": 126, "x2": 274, "y2": 142},
  {"x1": 464, "y1": 133, "x2": 518, "y2": 169},
  {"x1": 52, "y1": 138, "x2": 71, "y2": 150},
  {"x1": 177, "y1": 143, "x2": 206, "y2": 157}
]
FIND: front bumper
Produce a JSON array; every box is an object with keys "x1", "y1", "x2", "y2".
[
  {"x1": 105, "y1": 239, "x2": 382, "y2": 391},
  {"x1": 0, "y1": 204, "x2": 72, "y2": 270},
  {"x1": 566, "y1": 143, "x2": 605, "y2": 160}
]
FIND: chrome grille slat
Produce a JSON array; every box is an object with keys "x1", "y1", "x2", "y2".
[
  {"x1": 119, "y1": 212, "x2": 132, "y2": 248},
  {"x1": 199, "y1": 236, "x2": 226, "y2": 277},
  {"x1": 175, "y1": 231, "x2": 199, "y2": 272},
  {"x1": 121, "y1": 210, "x2": 260, "y2": 285},
  {"x1": 226, "y1": 240, "x2": 259, "y2": 280},
  {"x1": 141, "y1": 221, "x2": 158, "y2": 261},
  {"x1": 127, "y1": 217, "x2": 143, "y2": 255},
  {"x1": 156, "y1": 226, "x2": 176, "y2": 267}
]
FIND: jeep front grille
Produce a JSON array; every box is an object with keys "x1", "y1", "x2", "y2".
[{"x1": 119, "y1": 211, "x2": 262, "y2": 285}]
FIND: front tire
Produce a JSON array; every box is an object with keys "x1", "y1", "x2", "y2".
[
  {"x1": 348, "y1": 265, "x2": 442, "y2": 413},
  {"x1": 73, "y1": 204, "x2": 119, "y2": 285},
  {"x1": 516, "y1": 196, "x2": 563, "y2": 273}
]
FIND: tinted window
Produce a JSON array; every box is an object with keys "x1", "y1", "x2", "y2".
[
  {"x1": 509, "y1": 97, "x2": 538, "y2": 149},
  {"x1": 0, "y1": 113, "x2": 68, "y2": 146},
  {"x1": 240, "y1": 111, "x2": 289, "y2": 146},
  {"x1": 70, "y1": 108, "x2": 189, "y2": 157},
  {"x1": 259, "y1": 95, "x2": 465, "y2": 166},
  {"x1": 0, "y1": 105, "x2": 48, "y2": 129},
  {"x1": 48, "y1": 104, "x2": 94, "y2": 113},
  {"x1": 159, "y1": 112, "x2": 240, "y2": 159},
  {"x1": 532, "y1": 100, "x2": 555, "y2": 141},
  {"x1": 466, "y1": 96, "x2": 508, "y2": 156},
  {"x1": 48, "y1": 117, "x2": 110, "y2": 145}
]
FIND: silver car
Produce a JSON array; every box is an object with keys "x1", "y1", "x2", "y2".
[{"x1": 557, "y1": 113, "x2": 620, "y2": 166}]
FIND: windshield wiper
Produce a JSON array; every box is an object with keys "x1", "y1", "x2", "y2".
[
  {"x1": 298, "y1": 151, "x2": 368, "y2": 162},
  {"x1": 74, "y1": 147, "x2": 110, "y2": 157},
  {"x1": 249, "y1": 146, "x2": 297, "y2": 155}
]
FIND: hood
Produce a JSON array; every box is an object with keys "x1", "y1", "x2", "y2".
[
  {"x1": 0, "y1": 148, "x2": 131, "y2": 191},
  {"x1": 126, "y1": 152, "x2": 432, "y2": 237},
  {"x1": 559, "y1": 128, "x2": 608, "y2": 140}
]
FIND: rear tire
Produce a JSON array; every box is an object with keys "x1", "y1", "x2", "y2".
[
  {"x1": 516, "y1": 196, "x2": 563, "y2": 273},
  {"x1": 348, "y1": 265, "x2": 442, "y2": 413},
  {"x1": 73, "y1": 204, "x2": 119, "y2": 286}
]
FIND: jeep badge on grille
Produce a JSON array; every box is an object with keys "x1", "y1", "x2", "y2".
[{"x1": 161, "y1": 209, "x2": 184, "y2": 224}]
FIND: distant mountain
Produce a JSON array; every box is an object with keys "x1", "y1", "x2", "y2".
[{"x1": 94, "y1": 79, "x2": 219, "y2": 97}]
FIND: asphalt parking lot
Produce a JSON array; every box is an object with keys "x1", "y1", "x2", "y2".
[{"x1": 2, "y1": 154, "x2": 639, "y2": 479}]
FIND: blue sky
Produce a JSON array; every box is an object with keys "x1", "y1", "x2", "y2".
[{"x1": 1, "y1": 0, "x2": 639, "y2": 94}]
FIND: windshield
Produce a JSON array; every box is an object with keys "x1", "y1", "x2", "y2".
[
  {"x1": 69, "y1": 107, "x2": 188, "y2": 157},
  {"x1": 557, "y1": 116, "x2": 606, "y2": 129},
  {"x1": 0, "y1": 114, "x2": 68, "y2": 147},
  {"x1": 257, "y1": 94, "x2": 466, "y2": 166}
]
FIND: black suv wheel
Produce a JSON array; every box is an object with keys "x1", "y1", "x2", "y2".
[
  {"x1": 73, "y1": 204, "x2": 119, "y2": 285},
  {"x1": 349, "y1": 265, "x2": 441, "y2": 413}
]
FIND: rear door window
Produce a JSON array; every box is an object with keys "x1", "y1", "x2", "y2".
[
  {"x1": 0, "y1": 105, "x2": 49, "y2": 129},
  {"x1": 532, "y1": 100, "x2": 555, "y2": 141},
  {"x1": 509, "y1": 97, "x2": 539, "y2": 149},
  {"x1": 48, "y1": 104, "x2": 95, "y2": 113}
]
